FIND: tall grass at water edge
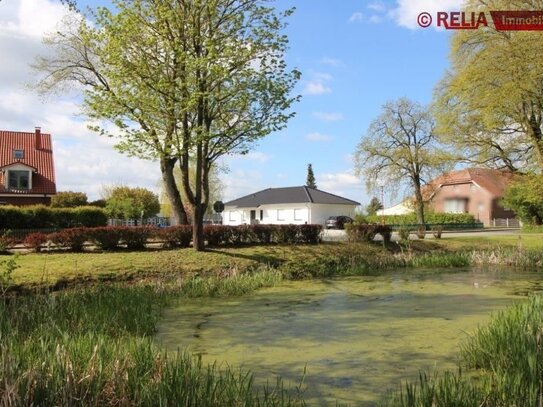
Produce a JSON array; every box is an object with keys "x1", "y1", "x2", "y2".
[
  {"x1": 0, "y1": 269, "x2": 302, "y2": 406},
  {"x1": 383, "y1": 295, "x2": 543, "y2": 406}
]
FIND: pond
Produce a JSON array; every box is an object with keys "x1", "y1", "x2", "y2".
[{"x1": 156, "y1": 269, "x2": 543, "y2": 406}]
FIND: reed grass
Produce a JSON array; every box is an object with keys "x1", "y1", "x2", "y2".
[
  {"x1": 0, "y1": 270, "x2": 301, "y2": 406},
  {"x1": 383, "y1": 295, "x2": 543, "y2": 406}
]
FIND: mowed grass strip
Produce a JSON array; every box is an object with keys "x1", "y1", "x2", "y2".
[{"x1": 10, "y1": 234, "x2": 543, "y2": 286}]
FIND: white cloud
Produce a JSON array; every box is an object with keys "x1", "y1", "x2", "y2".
[
  {"x1": 318, "y1": 170, "x2": 365, "y2": 203},
  {"x1": 312, "y1": 112, "x2": 344, "y2": 122},
  {"x1": 220, "y1": 170, "x2": 265, "y2": 202},
  {"x1": 303, "y1": 81, "x2": 331, "y2": 95},
  {"x1": 321, "y1": 57, "x2": 342, "y2": 67},
  {"x1": 349, "y1": 12, "x2": 364, "y2": 23},
  {"x1": 390, "y1": 0, "x2": 465, "y2": 30},
  {"x1": 369, "y1": 15, "x2": 383, "y2": 24},
  {"x1": 368, "y1": 2, "x2": 387, "y2": 12},
  {"x1": 303, "y1": 71, "x2": 333, "y2": 96},
  {"x1": 305, "y1": 132, "x2": 333, "y2": 142}
]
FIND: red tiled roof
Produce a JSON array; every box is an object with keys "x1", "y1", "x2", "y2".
[
  {"x1": 0, "y1": 130, "x2": 56, "y2": 195},
  {"x1": 426, "y1": 168, "x2": 514, "y2": 199}
]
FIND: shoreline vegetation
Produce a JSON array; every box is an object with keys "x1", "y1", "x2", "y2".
[{"x1": 1, "y1": 235, "x2": 543, "y2": 405}]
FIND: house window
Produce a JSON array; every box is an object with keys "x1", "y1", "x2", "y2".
[
  {"x1": 294, "y1": 209, "x2": 304, "y2": 221},
  {"x1": 277, "y1": 209, "x2": 285, "y2": 221},
  {"x1": 13, "y1": 149, "x2": 24, "y2": 159},
  {"x1": 260, "y1": 210, "x2": 264, "y2": 221},
  {"x1": 444, "y1": 198, "x2": 467, "y2": 213},
  {"x1": 8, "y1": 170, "x2": 30, "y2": 189},
  {"x1": 229, "y1": 211, "x2": 235, "y2": 222}
]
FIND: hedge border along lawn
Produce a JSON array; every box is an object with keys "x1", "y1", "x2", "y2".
[
  {"x1": 0, "y1": 205, "x2": 108, "y2": 229},
  {"x1": 363, "y1": 212, "x2": 477, "y2": 225}
]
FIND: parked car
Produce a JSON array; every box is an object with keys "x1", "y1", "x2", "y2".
[{"x1": 325, "y1": 216, "x2": 353, "y2": 229}]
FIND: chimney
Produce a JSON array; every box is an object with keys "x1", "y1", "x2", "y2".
[{"x1": 35, "y1": 127, "x2": 41, "y2": 150}]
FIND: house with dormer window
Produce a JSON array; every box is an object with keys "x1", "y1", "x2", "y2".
[{"x1": 0, "y1": 128, "x2": 56, "y2": 206}]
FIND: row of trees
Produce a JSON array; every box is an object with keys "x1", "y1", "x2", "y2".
[
  {"x1": 355, "y1": 0, "x2": 543, "y2": 225},
  {"x1": 36, "y1": 0, "x2": 300, "y2": 250},
  {"x1": 52, "y1": 187, "x2": 160, "y2": 222}
]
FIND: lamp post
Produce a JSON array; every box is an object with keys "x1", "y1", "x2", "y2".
[{"x1": 380, "y1": 185, "x2": 385, "y2": 225}]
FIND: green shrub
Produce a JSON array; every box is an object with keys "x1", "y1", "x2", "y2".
[
  {"x1": 23, "y1": 232, "x2": 49, "y2": 252},
  {"x1": 49, "y1": 228, "x2": 88, "y2": 252},
  {"x1": 0, "y1": 205, "x2": 107, "y2": 229},
  {"x1": 271, "y1": 224, "x2": 298, "y2": 244},
  {"x1": 203, "y1": 225, "x2": 230, "y2": 246},
  {"x1": 88, "y1": 227, "x2": 122, "y2": 251},
  {"x1": 432, "y1": 224, "x2": 444, "y2": 238},
  {"x1": 297, "y1": 224, "x2": 322, "y2": 243},
  {"x1": 119, "y1": 226, "x2": 154, "y2": 250},
  {"x1": 251, "y1": 224, "x2": 274, "y2": 244},
  {"x1": 522, "y1": 224, "x2": 543, "y2": 233},
  {"x1": 156, "y1": 226, "x2": 193, "y2": 248},
  {"x1": 345, "y1": 223, "x2": 378, "y2": 242},
  {"x1": 366, "y1": 212, "x2": 476, "y2": 225}
]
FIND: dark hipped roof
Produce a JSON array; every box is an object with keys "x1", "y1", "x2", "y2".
[{"x1": 224, "y1": 186, "x2": 360, "y2": 208}]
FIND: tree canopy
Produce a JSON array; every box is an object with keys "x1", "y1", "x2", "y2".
[
  {"x1": 104, "y1": 186, "x2": 160, "y2": 221},
  {"x1": 434, "y1": 0, "x2": 543, "y2": 172},
  {"x1": 50, "y1": 191, "x2": 88, "y2": 208},
  {"x1": 355, "y1": 98, "x2": 451, "y2": 224},
  {"x1": 35, "y1": 0, "x2": 299, "y2": 250}
]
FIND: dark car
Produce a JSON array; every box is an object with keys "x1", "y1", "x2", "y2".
[{"x1": 325, "y1": 216, "x2": 353, "y2": 229}]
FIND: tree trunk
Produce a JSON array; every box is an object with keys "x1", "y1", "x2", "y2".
[
  {"x1": 413, "y1": 175, "x2": 425, "y2": 225},
  {"x1": 161, "y1": 157, "x2": 188, "y2": 225},
  {"x1": 192, "y1": 203, "x2": 205, "y2": 251}
]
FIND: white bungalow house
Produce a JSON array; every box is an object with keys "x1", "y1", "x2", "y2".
[
  {"x1": 223, "y1": 186, "x2": 360, "y2": 226},
  {"x1": 376, "y1": 200, "x2": 413, "y2": 216}
]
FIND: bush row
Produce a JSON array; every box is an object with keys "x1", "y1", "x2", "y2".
[
  {"x1": 18, "y1": 224, "x2": 323, "y2": 252},
  {"x1": 0, "y1": 205, "x2": 108, "y2": 229},
  {"x1": 203, "y1": 224, "x2": 322, "y2": 246},
  {"x1": 363, "y1": 212, "x2": 477, "y2": 225},
  {"x1": 344, "y1": 224, "x2": 392, "y2": 243}
]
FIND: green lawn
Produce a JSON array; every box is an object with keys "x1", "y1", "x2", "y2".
[{"x1": 7, "y1": 234, "x2": 543, "y2": 287}]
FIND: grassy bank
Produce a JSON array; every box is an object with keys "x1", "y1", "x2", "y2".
[
  {"x1": 0, "y1": 271, "x2": 302, "y2": 406},
  {"x1": 6, "y1": 235, "x2": 543, "y2": 289},
  {"x1": 383, "y1": 295, "x2": 543, "y2": 406}
]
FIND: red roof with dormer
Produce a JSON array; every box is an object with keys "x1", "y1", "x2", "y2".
[{"x1": 0, "y1": 129, "x2": 56, "y2": 195}]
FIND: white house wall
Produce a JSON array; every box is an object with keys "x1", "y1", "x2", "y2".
[{"x1": 223, "y1": 203, "x2": 356, "y2": 226}]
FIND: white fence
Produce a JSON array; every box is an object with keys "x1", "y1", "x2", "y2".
[
  {"x1": 491, "y1": 218, "x2": 520, "y2": 228},
  {"x1": 108, "y1": 216, "x2": 170, "y2": 227}
]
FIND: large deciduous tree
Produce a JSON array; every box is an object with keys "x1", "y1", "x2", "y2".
[
  {"x1": 434, "y1": 0, "x2": 543, "y2": 172},
  {"x1": 355, "y1": 98, "x2": 450, "y2": 224},
  {"x1": 35, "y1": 0, "x2": 299, "y2": 250},
  {"x1": 104, "y1": 186, "x2": 160, "y2": 222}
]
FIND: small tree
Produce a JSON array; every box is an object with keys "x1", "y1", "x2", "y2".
[
  {"x1": 50, "y1": 191, "x2": 88, "y2": 208},
  {"x1": 366, "y1": 197, "x2": 383, "y2": 216},
  {"x1": 502, "y1": 174, "x2": 543, "y2": 225},
  {"x1": 306, "y1": 164, "x2": 317, "y2": 189},
  {"x1": 355, "y1": 98, "x2": 451, "y2": 224},
  {"x1": 105, "y1": 186, "x2": 160, "y2": 223}
]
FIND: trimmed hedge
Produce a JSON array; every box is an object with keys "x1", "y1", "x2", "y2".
[
  {"x1": 203, "y1": 224, "x2": 323, "y2": 246},
  {"x1": 3, "y1": 224, "x2": 324, "y2": 252},
  {"x1": 49, "y1": 228, "x2": 88, "y2": 252},
  {"x1": 365, "y1": 212, "x2": 476, "y2": 225},
  {"x1": 156, "y1": 226, "x2": 192, "y2": 248},
  {"x1": 0, "y1": 205, "x2": 108, "y2": 229},
  {"x1": 345, "y1": 224, "x2": 392, "y2": 243}
]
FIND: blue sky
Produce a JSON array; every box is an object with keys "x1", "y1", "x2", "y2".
[{"x1": 0, "y1": 0, "x2": 462, "y2": 206}]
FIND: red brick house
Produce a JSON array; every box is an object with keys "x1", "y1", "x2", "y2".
[
  {"x1": 425, "y1": 168, "x2": 515, "y2": 226},
  {"x1": 0, "y1": 128, "x2": 56, "y2": 206}
]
